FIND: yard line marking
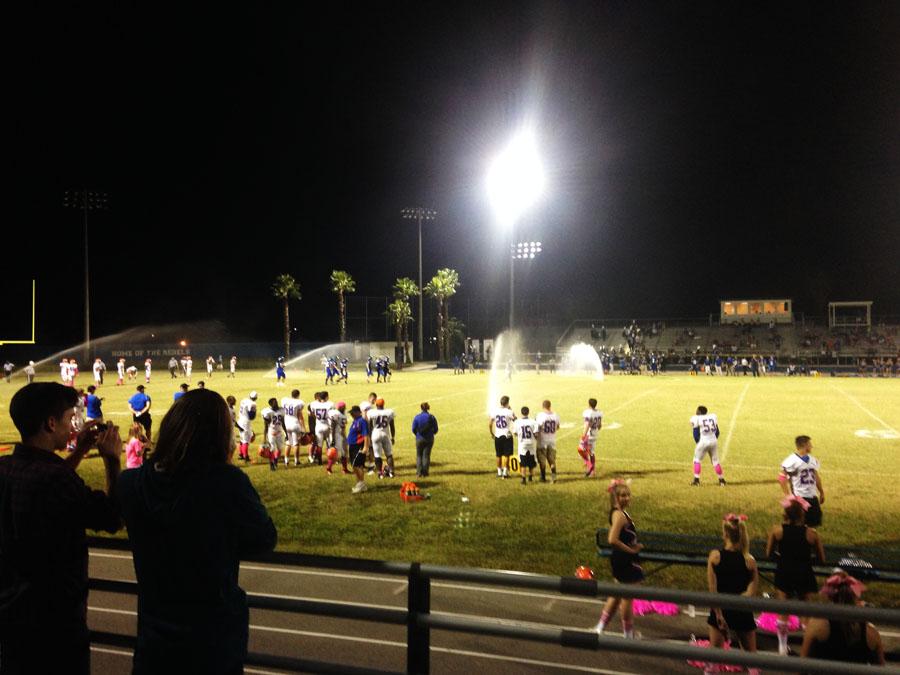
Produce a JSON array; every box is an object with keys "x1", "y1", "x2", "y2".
[
  {"x1": 829, "y1": 384, "x2": 899, "y2": 434},
  {"x1": 720, "y1": 382, "x2": 750, "y2": 462},
  {"x1": 555, "y1": 388, "x2": 661, "y2": 442}
]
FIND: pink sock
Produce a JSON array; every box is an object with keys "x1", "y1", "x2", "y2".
[
  {"x1": 693, "y1": 461, "x2": 701, "y2": 476},
  {"x1": 714, "y1": 463, "x2": 723, "y2": 476}
]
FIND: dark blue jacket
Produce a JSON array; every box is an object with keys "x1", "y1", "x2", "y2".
[{"x1": 412, "y1": 411, "x2": 438, "y2": 442}]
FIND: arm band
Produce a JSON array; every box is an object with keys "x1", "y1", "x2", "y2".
[{"x1": 777, "y1": 474, "x2": 788, "y2": 484}]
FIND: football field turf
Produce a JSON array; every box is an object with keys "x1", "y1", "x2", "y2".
[{"x1": 2, "y1": 368, "x2": 899, "y2": 601}]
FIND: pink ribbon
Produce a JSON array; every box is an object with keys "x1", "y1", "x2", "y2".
[
  {"x1": 607, "y1": 478, "x2": 626, "y2": 494},
  {"x1": 820, "y1": 573, "x2": 866, "y2": 599},
  {"x1": 780, "y1": 495, "x2": 810, "y2": 511}
]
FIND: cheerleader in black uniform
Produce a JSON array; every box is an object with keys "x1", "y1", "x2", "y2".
[
  {"x1": 707, "y1": 513, "x2": 759, "y2": 658},
  {"x1": 766, "y1": 495, "x2": 825, "y2": 655},
  {"x1": 594, "y1": 479, "x2": 643, "y2": 638}
]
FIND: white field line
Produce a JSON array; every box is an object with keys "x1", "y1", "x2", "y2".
[
  {"x1": 829, "y1": 384, "x2": 899, "y2": 434},
  {"x1": 720, "y1": 382, "x2": 750, "y2": 462}
]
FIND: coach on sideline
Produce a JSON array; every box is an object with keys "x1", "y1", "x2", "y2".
[
  {"x1": 412, "y1": 401, "x2": 439, "y2": 478},
  {"x1": 0, "y1": 382, "x2": 123, "y2": 674}
]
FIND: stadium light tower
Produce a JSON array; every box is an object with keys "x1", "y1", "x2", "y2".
[
  {"x1": 486, "y1": 129, "x2": 544, "y2": 331},
  {"x1": 401, "y1": 206, "x2": 437, "y2": 362},
  {"x1": 63, "y1": 189, "x2": 109, "y2": 362}
]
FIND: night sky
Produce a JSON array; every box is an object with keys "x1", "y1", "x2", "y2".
[{"x1": 9, "y1": 2, "x2": 900, "y2": 348}]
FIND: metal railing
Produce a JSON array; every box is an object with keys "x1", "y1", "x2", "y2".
[{"x1": 87, "y1": 537, "x2": 900, "y2": 674}]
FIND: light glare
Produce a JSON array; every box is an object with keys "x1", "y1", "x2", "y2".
[{"x1": 487, "y1": 130, "x2": 545, "y2": 228}]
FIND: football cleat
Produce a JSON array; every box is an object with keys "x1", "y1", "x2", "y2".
[
  {"x1": 718, "y1": 478, "x2": 726, "y2": 486},
  {"x1": 691, "y1": 477, "x2": 700, "y2": 486}
]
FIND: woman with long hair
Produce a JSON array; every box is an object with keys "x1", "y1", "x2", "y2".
[
  {"x1": 766, "y1": 495, "x2": 825, "y2": 655},
  {"x1": 118, "y1": 389, "x2": 277, "y2": 674},
  {"x1": 594, "y1": 479, "x2": 643, "y2": 638},
  {"x1": 800, "y1": 572, "x2": 885, "y2": 665},
  {"x1": 706, "y1": 514, "x2": 759, "y2": 659}
]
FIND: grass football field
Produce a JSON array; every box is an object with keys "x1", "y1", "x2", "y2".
[{"x1": 2, "y1": 367, "x2": 899, "y2": 603}]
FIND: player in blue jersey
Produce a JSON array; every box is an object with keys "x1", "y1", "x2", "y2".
[
  {"x1": 365, "y1": 356, "x2": 374, "y2": 382},
  {"x1": 275, "y1": 357, "x2": 286, "y2": 386}
]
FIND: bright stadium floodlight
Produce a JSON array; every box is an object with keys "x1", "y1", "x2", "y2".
[
  {"x1": 486, "y1": 129, "x2": 545, "y2": 229},
  {"x1": 487, "y1": 129, "x2": 545, "y2": 332},
  {"x1": 511, "y1": 241, "x2": 543, "y2": 259}
]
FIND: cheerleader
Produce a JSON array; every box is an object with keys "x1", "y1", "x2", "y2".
[
  {"x1": 766, "y1": 495, "x2": 825, "y2": 655},
  {"x1": 594, "y1": 479, "x2": 642, "y2": 638},
  {"x1": 707, "y1": 513, "x2": 758, "y2": 657}
]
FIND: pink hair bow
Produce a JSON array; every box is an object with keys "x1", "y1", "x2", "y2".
[
  {"x1": 780, "y1": 495, "x2": 810, "y2": 511},
  {"x1": 820, "y1": 573, "x2": 866, "y2": 599},
  {"x1": 723, "y1": 513, "x2": 748, "y2": 522},
  {"x1": 607, "y1": 478, "x2": 626, "y2": 493}
]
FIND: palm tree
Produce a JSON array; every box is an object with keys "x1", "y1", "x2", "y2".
[
  {"x1": 393, "y1": 277, "x2": 418, "y2": 363},
  {"x1": 447, "y1": 316, "x2": 467, "y2": 357},
  {"x1": 424, "y1": 268, "x2": 460, "y2": 362},
  {"x1": 387, "y1": 299, "x2": 412, "y2": 366},
  {"x1": 330, "y1": 270, "x2": 356, "y2": 342},
  {"x1": 271, "y1": 274, "x2": 301, "y2": 359}
]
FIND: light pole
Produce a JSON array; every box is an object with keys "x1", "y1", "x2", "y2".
[
  {"x1": 401, "y1": 207, "x2": 436, "y2": 362},
  {"x1": 486, "y1": 129, "x2": 545, "y2": 332},
  {"x1": 510, "y1": 241, "x2": 543, "y2": 331},
  {"x1": 63, "y1": 189, "x2": 109, "y2": 362}
]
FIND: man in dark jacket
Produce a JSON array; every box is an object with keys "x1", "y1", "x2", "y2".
[
  {"x1": 0, "y1": 382, "x2": 122, "y2": 674},
  {"x1": 411, "y1": 402, "x2": 439, "y2": 477}
]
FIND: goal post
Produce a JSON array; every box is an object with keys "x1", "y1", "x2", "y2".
[
  {"x1": 0, "y1": 279, "x2": 36, "y2": 345},
  {"x1": 828, "y1": 301, "x2": 872, "y2": 331}
]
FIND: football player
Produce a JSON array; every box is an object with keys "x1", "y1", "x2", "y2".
[
  {"x1": 580, "y1": 398, "x2": 603, "y2": 477},
  {"x1": 690, "y1": 405, "x2": 725, "y2": 486},
  {"x1": 489, "y1": 395, "x2": 516, "y2": 478},
  {"x1": 535, "y1": 399, "x2": 561, "y2": 483},
  {"x1": 281, "y1": 389, "x2": 306, "y2": 466}
]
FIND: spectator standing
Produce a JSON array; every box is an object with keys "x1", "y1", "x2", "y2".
[
  {"x1": 174, "y1": 383, "x2": 189, "y2": 401},
  {"x1": 129, "y1": 384, "x2": 153, "y2": 438},
  {"x1": 706, "y1": 514, "x2": 759, "y2": 661},
  {"x1": 125, "y1": 422, "x2": 147, "y2": 469},
  {"x1": 412, "y1": 402, "x2": 438, "y2": 478},
  {"x1": 118, "y1": 389, "x2": 276, "y2": 674},
  {"x1": 766, "y1": 495, "x2": 825, "y2": 655},
  {"x1": 0, "y1": 382, "x2": 122, "y2": 674},
  {"x1": 85, "y1": 384, "x2": 104, "y2": 422},
  {"x1": 800, "y1": 572, "x2": 885, "y2": 665},
  {"x1": 594, "y1": 479, "x2": 643, "y2": 638}
]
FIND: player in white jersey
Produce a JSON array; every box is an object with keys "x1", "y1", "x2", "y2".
[
  {"x1": 326, "y1": 402, "x2": 349, "y2": 474},
  {"x1": 184, "y1": 356, "x2": 192, "y2": 381},
  {"x1": 535, "y1": 399, "x2": 561, "y2": 483},
  {"x1": 116, "y1": 358, "x2": 126, "y2": 385},
  {"x1": 92, "y1": 358, "x2": 103, "y2": 386},
  {"x1": 60, "y1": 358, "x2": 71, "y2": 385},
  {"x1": 368, "y1": 398, "x2": 396, "y2": 477},
  {"x1": 580, "y1": 398, "x2": 603, "y2": 477},
  {"x1": 514, "y1": 407, "x2": 539, "y2": 484},
  {"x1": 262, "y1": 398, "x2": 286, "y2": 471},
  {"x1": 309, "y1": 391, "x2": 334, "y2": 464},
  {"x1": 144, "y1": 358, "x2": 152, "y2": 383},
  {"x1": 690, "y1": 405, "x2": 725, "y2": 486},
  {"x1": 236, "y1": 391, "x2": 258, "y2": 462},
  {"x1": 489, "y1": 395, "x2": 516, "y2": 478},
  {"x1": 229, "y1": 355, "x2": 237, "y2": 377},
  {"x1": 206, "y1": 356, "x2": 215, "y2": 378},
  {"x1": 280, "y1": 389, "x2": 307, "y2": 466},
  {"x1": 779, "y1": 434, "x2": 824, "y2": 527}
]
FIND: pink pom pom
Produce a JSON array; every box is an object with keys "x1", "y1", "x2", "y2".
[
  {"x1": 651, "y1": 601, "x2": 680, "y2": 616},
  {"x1": 686, "y1": 638, "x2": 744, "y2": 671},
  {"x1": 756, "y1": 612, "x2": 801, "y2": 633},
  {"x1": 632, "y1": 599, "x2": 655, "y2": 615}
]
